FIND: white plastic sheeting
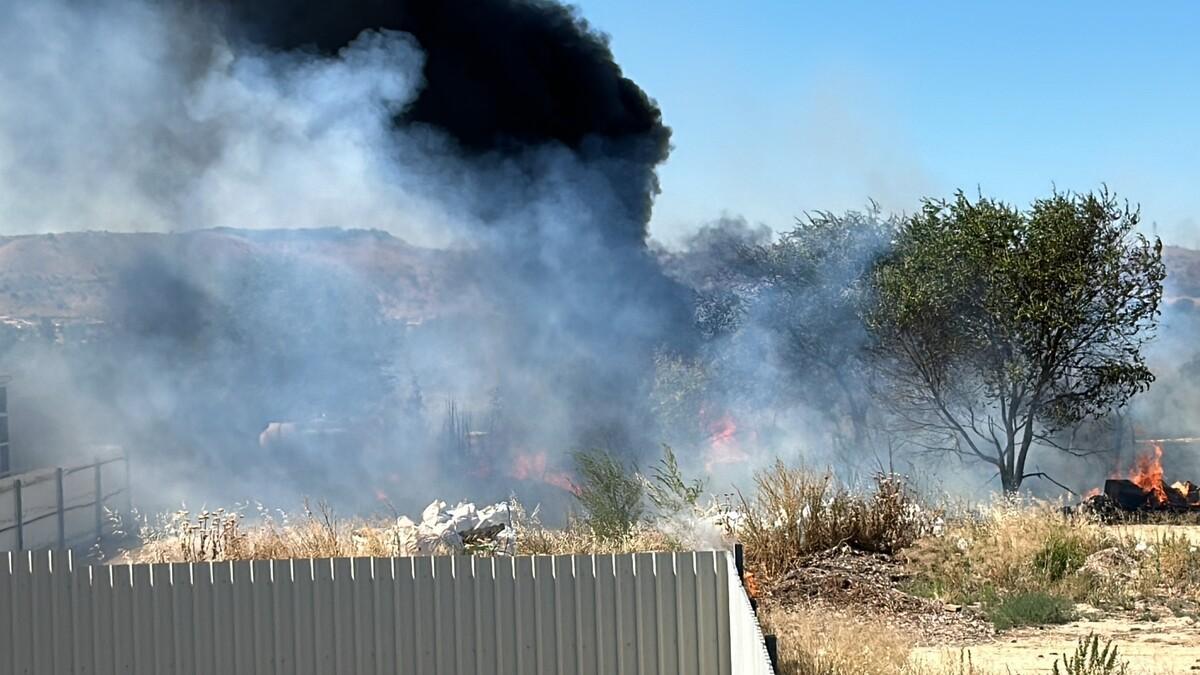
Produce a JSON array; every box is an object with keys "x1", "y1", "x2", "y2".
[{"x1": 355, "y1": 500, "x2": 516, "y2": 556}]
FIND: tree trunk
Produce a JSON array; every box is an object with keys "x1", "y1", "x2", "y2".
[{"x1": 1000, "y1": 467, "x2": 1020, "y2": 494}]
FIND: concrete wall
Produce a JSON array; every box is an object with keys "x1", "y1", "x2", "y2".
[{"x1": 0, "y1": 549, "x2": 773, "y2": 674}]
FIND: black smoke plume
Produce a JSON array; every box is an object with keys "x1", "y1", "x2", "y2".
[{"x1": 221, "y1": 0, "x2": 671, "y2": 241}]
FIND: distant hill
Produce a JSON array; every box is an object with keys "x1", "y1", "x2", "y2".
[
  {"x1": 0, "y1": 228, "x2": 476, "y2": 326},
  {"x1": 1164, "y1": 245, "x2": 1200, "y2": 302}
]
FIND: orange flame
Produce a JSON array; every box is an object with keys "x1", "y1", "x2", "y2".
[
  {"x1": 510, "y1": 451, "x2": 580, "y2": 495},
  {"x1": 743, "y1": 571, "x2": 761, "y2": 600},
  {"x1": 1113, "y1": 444, "x2": 1200, "y2": 507},
  {"x1": 705, "y1": 413, "x2": 749, "y2": 472},
  {"x1": 1130, "y1": 444, "x2": 1168, "y2": 505}
]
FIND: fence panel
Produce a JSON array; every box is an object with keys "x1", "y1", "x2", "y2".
[
  {"x1": 0, "y1": 455, "x2": 130, "y2": 552},
  {"x1": 0, "y1": 549, "x2": 774, "y2": 674},
  {"x1": 726, "y1": 553, "x2": 774, "y2": 675}
]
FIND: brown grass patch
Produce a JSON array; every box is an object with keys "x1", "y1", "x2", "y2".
[
  {"x1": 739, "y1": 462, "x2": 932, "y2": 580},
  {"x1": 763, "y1": 606, "x2": 1004, "y2": 675},
  {"x1": 509, "y1": 501, "x2": 683, "y2": 556},
  {"x1": 117, "y1": 502, "x2": 399, "y2": 563}
]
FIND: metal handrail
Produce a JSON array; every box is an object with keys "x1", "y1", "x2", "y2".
[
  {"x1": 0, "y1": 487, "x2": 127, "y2": 535},
  {"x1": 0, "y1": 454, "x2": 125, "y2": 487},
  {"x1": 0, "y1": 454, "x2": 130, "y2": 549}
]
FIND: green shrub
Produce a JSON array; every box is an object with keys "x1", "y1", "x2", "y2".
[
  {"x1": 987, "y1": 591, "x2": 1075, "y2": 630},
  {"x1": 1052, "y1": 633, "x2": 1128, "y2": 675},
  {"x1": 1033, "y1": 535, "x2": 1089, "y2": 581},
  {"x1": 572, "y1": 449, "x2": 644, "y2": 540},
  {"x1": 644, "y1": 444, "x2": 705, "y2": 514}
]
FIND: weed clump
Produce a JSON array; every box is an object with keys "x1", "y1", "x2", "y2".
[
  {"x1": 738, "y1": 461, "x2": 930, "y2": 579},
  {"x1": 571, "y1": 448, "x2": 645, "y2": 540},
  {"x1": 986, "y1": 591, "x2": 1075, "y2": 630},
  {"x1": 1052, "y1": 633, "x2": 1129, "y2": 675},
  {"x1": 1033, "y1": 535, "x2": 1090, "y2": 581}
]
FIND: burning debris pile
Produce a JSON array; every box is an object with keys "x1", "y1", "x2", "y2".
[
  {"x1": 355, "y1": 500, "x2": 516, "y2": 557},
  {"x1": 1084, "y1": 445, "x2": 1200, "y2": 514}
]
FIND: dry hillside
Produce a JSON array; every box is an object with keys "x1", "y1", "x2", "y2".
[{"x1": 0, "y1": 228, "x2": 475, "y2": 325}]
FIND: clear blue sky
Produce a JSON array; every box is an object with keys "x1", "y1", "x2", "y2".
[{"x1": 572, "y1": 1, "x2": 1200, "y2": 247}]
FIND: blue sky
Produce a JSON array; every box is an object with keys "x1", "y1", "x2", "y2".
[{"x1": 572, "y1": 1, "x2": 1200, "y2": 247}]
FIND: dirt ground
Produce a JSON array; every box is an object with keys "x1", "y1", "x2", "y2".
[
  {"x1": 911, "y1": 614, "x2": 1200, "y2": 674},
  {"x1": 1115, "y1": 524, "x2": 1200, "y2": 547}
]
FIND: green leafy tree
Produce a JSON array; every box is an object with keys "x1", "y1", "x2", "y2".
[
  {"x1": 720, "y1": 208, "x2": 897, "y2": 451},
  {"x1": 648, "y1": 351, "x2": 710, "y2": 447},
  {"x1": 867, "y1": 189, "x2": 1164, "y2": 493}
]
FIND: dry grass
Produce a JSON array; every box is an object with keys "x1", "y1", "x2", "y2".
[
  {"x1": 509, "y1": 501, "x2": 683, "y2": 556},
  {"x1": 738, "y1": 461, "x2": 933, "y2": 580},
  {"x1": 118, "y1": 501, "x2": 428, "y2": 563},
  {"x1": 906, "y1": 500, "x2": 1116, "y2": 604},
  {"x1": 763, "y1": 606, "x2": 912, "y2": 675},
  {"x1": 764, "y1": 607, "x2": 1196, "y2": 675},
  {"x1": 116, "y1": 499, "x2": 685, "y2": 564},
  {"x1": 904, "y1": 499, "x2": 1200, "y2": 616},
  {"x1": 763, "y1": 606, "x2": 1006, "y2": 675}
]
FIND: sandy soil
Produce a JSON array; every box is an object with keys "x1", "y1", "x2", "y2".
[
  {"x1": 912, "y1": 614, "x2": 1200, "y2": 674},
  {"x1": 1114, "y1": 524, "x2": 1200, "y2": 547}
]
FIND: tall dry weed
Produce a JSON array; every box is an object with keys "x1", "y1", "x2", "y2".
[
  {"x1": 120, "y1": 501, "x2": 391, "y2": 563},
  {"x1": 739, "y1": 461, "x2": 931, "y2": 579}
]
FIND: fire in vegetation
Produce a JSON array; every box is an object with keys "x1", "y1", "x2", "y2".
[
  {"x1": 510, "y1": 450, "x2": 579, "y2": 496},
  {"x1": 1087, "y1": 443, "x2": 1200, "y2": 513},
  {"x1": 704, "y1": 411, "x2": 750, "y2": 473}
]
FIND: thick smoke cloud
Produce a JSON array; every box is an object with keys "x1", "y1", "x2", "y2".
[
  {"x1": 223, "y1": 0, "x2": 671, "y2": 241},
  {"x1": 0, "y1": 0, "x2": 698, "y2": 514}
]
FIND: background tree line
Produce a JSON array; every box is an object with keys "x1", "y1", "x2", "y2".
[{"x1": 658, "y1": 187, "x2": 1165, "y2": 494}]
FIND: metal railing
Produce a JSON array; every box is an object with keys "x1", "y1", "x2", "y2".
[{"x1": 0, "y1": 453, "x2": 129, "y2": 551}]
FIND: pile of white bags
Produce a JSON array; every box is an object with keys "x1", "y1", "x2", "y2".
[{"x1": 361, "y1": 500, "x2": 516, "y2": 556}]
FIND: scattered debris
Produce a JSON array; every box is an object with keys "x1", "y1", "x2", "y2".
[
  {"x1": 354, "y1": 500, "x2": 516, "y2": 556},
  {"x1": 1076, "y1": 547, "x2": 1140, "y2": 583},
  {"x1": 762, "y1": 544, "x2": 994, "y2": 645}
]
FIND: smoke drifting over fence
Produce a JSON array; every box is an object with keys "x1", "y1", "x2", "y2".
[{"x1": 0, "y1": 0, "x2": 707, "y2": 512}]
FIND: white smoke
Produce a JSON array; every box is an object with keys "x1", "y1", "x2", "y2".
[
  {"x1": 0, "y1": 0, "x2": 469, "y2": 247},
  {"x1": 0, "y1": 0, "x2": 697, "y2": 517}
]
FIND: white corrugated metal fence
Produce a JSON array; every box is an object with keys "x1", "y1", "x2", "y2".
[{"x1": 0, "y1": 549, "x2": 773, "y2": 674}]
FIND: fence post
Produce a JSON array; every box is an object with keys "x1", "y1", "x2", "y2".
[
  {"x1": 94, "y1": 459, "x2": 103, "y2": 542},
  {"x1": 56, "y1": 467, "x2": 66, "y2": 550},
  {"x1": 13, "y1": 478, "x2": 22, "y2": 550}
]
